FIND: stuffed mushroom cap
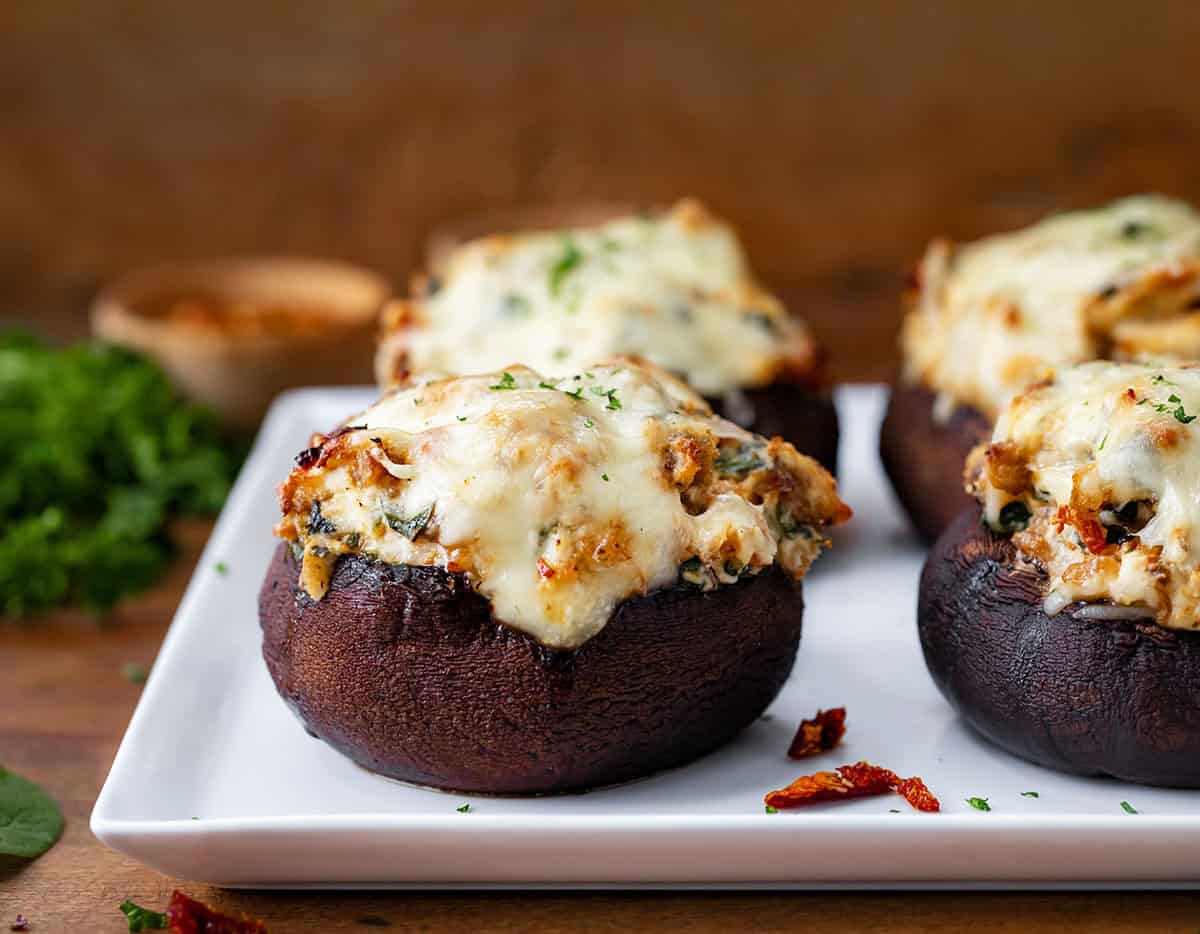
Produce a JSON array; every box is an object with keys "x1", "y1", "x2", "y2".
[
  {"x1": 376, "y1": 199, "x2": 823, "y2": 399},
  {"x1": 901, "y1": 194, "x2": 1200, "y2": 422},
  {"x1": 966, "y1": 360, "x2": 1200, "y2": 632},
  {"x1": 275, "y1": 356, "x2": 849, "y2": 652}
]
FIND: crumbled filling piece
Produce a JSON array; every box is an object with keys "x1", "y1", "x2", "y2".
[
  {"x1": 276, "y1": 358, "x2": 849, "y2": 650},
  {"x1": 902, "y1": 195, "x2": 1200, "y2": 419},
  {"x1": 376, "y1": 199, "x2": 820, "y2": 396},
  {"x1": 967, "y1": 361, "x2": 1200, "y2": 631}
]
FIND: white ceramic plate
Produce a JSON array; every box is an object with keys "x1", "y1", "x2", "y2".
[{"x1": 91, "y1": 385, "x2": 1200, "y2": 888}]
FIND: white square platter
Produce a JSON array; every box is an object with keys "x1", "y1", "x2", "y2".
[{"x1": 91, "y1": 385, "x2": 1200, "y2": 889}]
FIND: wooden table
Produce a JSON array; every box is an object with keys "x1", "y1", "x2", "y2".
[{"x1": 4, "y1": 530, "x2": 1200, "y2": 931}]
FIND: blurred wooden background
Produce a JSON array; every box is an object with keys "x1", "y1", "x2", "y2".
[{"x1": 4, "y1": 0, "x2": 1200, "y2": 381}]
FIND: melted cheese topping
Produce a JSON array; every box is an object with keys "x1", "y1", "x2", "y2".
[
  {"x1": 902, "y1": 195, "x2": 1200, "y2": 419},
  {"x1": 375, "y1": 199, "x2": 819, "y2": 396},
  {"x1": 276, "y1": 358, "x2": 849, "y2": 650},
  {"x1": 968, "y1": 361, "x2": 1200, "y2": 631}
]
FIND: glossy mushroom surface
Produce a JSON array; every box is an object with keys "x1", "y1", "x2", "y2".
[{"x1": 261, "y1": 545, "x2": 805, "y2": 795}]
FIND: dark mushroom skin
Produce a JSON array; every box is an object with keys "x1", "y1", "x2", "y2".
[
  {"x1": 710, "y1": 382, "x2": 839, "y2": 476},
  {"x1": 880, "y1": 381, "x2": 991, "y2": 543},
  {"x1": 260, "y1": 544, "x2": 804, "y2": 795},
  {"x1": 919, "y1": 508, "x2": 1200, "y2": 788}
]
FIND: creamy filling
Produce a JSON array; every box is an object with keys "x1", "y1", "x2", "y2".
[
  {"x1": 970, "y1": 361, "x2": 1200, "y2": 631},
  {"x1": 277, "y1": 359, "x2": 848, "y2": 650},
  {"x1": 376, "y1": 199, "x2": 818, "y2": 396},
  {"x1": 902, "y1": 195, "x2": 1200, "y2": 419}
]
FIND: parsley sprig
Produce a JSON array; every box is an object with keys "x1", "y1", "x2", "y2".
[{"x1": 1137, "y1": 390, "x2": 1196, "y2": 424}]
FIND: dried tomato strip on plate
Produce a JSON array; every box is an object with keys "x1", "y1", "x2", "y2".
[
  {"x1": 766, "y1": 761, "x2": 941, "y2": 812},
  {"x1": 765, "y1": 761, "x2": 897, "y2": 809},
  {"x1": 896, "y1": 776, "x2": 941, "y2": 812},
  {"x1": 786, "y1": 707, "x2": 847, "y2": 759}
]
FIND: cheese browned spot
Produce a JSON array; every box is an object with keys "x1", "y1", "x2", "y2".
[
  {"x1": 902, "y1": 195, "x2": 1200, "y2": 419},
  {"x1": 276, "y1": 358, "x2": 849, "y2": 650},
  {"x1": 375, "y1": 199, "x2": 819, "y2": 396},
  {"x1": 967, "y1": 361, "x2": 1200, "y2": 632}
]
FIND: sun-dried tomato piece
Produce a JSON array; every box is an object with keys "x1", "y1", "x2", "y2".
[
  {"x1": 896, "y1": 776, "x2": 941, "y2": 813},
  {"x1": 786, "y1": 707, "x2": 846, "y2": 759},
  {"x1": 765, "y1": 761, "x2": 897, "y2": 809},
  {"x1": 166, "y1": 891, "x2": 268, "y2": 934}
]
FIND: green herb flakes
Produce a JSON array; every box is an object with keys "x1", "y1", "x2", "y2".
[
  {"x1": 489, "y1": 372, "x2": 518, "y2": 391},
  {"x1": 764, "y1": 805, "x2": 778, "y2": 814},
  {"x1": 583, "y1": 418, "x2": 595, "y2": 429},
  {"x1": 965, "y1": 797, "x2": 991, "y2": 812},
  {"x1": 214, "y1": 561, "x2": 229, "y2": 575},
  {"x1": 457, "y1": 803, "x2": 473, "y2": 813},
  {"x1": 714, "y1": 444, "x2": 765, "y2": 477},
  {"x1": 0, "y1": 767, "x2": 64, "y2": 859},
  {"x1": 383, "y1": 503, "x2": 433, "y2": 541},
  {"x1": 548, "y1": 239, "x2": 584, "y2": 299},
  {"x1": 121, "y1": 662, "x2": 148, "y2": 685},
  {"x1": 119, "y1": 900, "x2": 167, "y2": 931},
  {"x1": 601, "y1": 473, "x2": 610, "y2": 482},
  {"x1": 1020, "y1": 791, "x2": 1040, "y2": 798},
  {"x1": 1121, "y1": 800, "x2": 1138, "y2": 814}
]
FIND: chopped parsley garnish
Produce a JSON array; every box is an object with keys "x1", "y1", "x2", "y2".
[
  {"x1": 119, "y1": 900, "x2": 167, "y2": 931},
  {"x1": 538, "y1": 380, "x2": 559, "y2": 390},
  {"x1": 456, "y1": 415, "x2": 468, "y2": 422},
  {"x1": 0, "y1": 330, "x2": 244, "y2": 615},
  {"x1": 601, "y1": 473, "x2": 610, "y2": 482},
  {"x1": 489, "y1": 372, "x2": 518, "y2": 391},
  {"x1": 1138, "y1": 391, "x2": 1197, "y2": 424},
  {"x1": 764, "y1": 805, "x2": 778, "y2": 814},
  {"x1": 551, "y1": 347, "x2": 569, "y2": 361},
  {"x1": 548, "y1": 239, "x2": 583, "y2": 299},
  {"x1": 590, "y1": 386, "x2": 622, "y2": 410},
  {"x1": 1098, "y1": 430, "x2": 1110, "y2": 451},
  {"x1": 992, "y1": 500, "x2": 1031, "y2": 535},
  {"x1": 714, "y1": 444, "x2": 765, "y2": 477},
  {"x1": 121, "y1": 662, "x2": 148, "y2": 685},
  {"x1": 563, "y1": 386, "x2": 584, "y2": 401},
  {"x1": 583, "y1": 418, "x2": 594, "y2": 429},
  {"x1": 965, "y1": 797, "x2": 991, "y2": 812},
  {"x1": 1120, "y1": 800, "x2": 1138, "y2": 814},
  {"x1": 889, "y1": 809, "x2": 901, "y2": 814},
  {"x1": 1152, "y1": 374, "x2": 1176, "y2": 386},
  {"x1": 214, "y1": 561, "x2": 228, "y2": 575},
  {"x1": 412, "y1": 397, "x2": 423, "y2": 406},
  {"x1": 1020, "y1": 791, "x2": 1040, "y2": 798},
  {"x1": 383, "y1": 503, "x2": 433, "y2": 541},
  {"x1": 456, "y1": 803, "x2": 473, "y2": 813}
]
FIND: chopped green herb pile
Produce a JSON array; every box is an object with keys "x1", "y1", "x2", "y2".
[
  {"x1": 119, "y1": 900, "x2": 167, "y2": 931},
  {"x1": 1120, "y1": 800, "x2": 1138, "y2": 814},
  {"x1": 0, "y1": 330, "x2": 245, "y2": 615},
  {"x1": 489, "y1": 372, "x2": 518, "y2": 391},
  {"x1": 0, "y1": 766, "x2": 64, "y2": 859},
  {"x1": 965, "y1": 797, "x2": 991, "y2": 812}
]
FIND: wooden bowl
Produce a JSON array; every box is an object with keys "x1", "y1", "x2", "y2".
[{"x1": 92, "y1": 257, "x2": 391, "y2": 430}]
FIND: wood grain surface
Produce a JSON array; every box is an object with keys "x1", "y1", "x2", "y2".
[
  {"x1": 2, "y1": 518, "x2": 1199, "y2": 930},
  {"x1": 5, "y1": 0, "x2": 1200, "y2": 927}
]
